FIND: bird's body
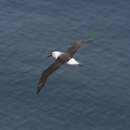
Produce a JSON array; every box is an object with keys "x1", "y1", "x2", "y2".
[
  {"x1": 52, "y1": 51, "x2": 81, "y2": 66},
  {"x1": 37, "y1": 40, "x2": 93, "y2": 94}
]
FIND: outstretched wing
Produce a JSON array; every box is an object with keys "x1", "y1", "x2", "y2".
[
  {"x1": 37, "y1": 58, "x2": 64, "y2": 94},
  {"x1": 66, "y1": 40, "x2": 93, "y2": 57}
]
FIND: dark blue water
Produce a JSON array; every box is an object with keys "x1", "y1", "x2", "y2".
[{"x1": 0, "y1": 0, "x2": 130, "y2": 129}]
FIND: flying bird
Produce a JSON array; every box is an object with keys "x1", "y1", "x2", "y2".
[{"x1": 37, "y1": 40, "x2": 93, "y2": 94}]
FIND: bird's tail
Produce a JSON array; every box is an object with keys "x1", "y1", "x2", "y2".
[{"x1": 78, "y1": 64, "x2": 84, "y2": 67}]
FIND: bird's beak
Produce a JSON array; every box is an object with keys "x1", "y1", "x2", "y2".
[{"x1": 48, "y1": 53, "x2": 52, "y2": 57}]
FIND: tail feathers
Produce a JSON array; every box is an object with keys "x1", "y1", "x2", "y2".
[{"x1": 78, "y1": 64, "x2": 84, "y2": 67}]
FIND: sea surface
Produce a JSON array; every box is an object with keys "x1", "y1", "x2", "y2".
[{"x1": 0, "y1": 0, "x2": 130, "y2": 130}]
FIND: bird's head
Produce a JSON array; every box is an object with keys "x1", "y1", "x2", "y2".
[
  {"x1": 48, "y1": 53, "x2": 52, "y2": 57},
  {"x1": 48, "y1": 51, "x2": 63, "y2": 59}
]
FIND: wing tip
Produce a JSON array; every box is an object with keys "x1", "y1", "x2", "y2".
[
  {"x1": 78, "y1": 40, "x2": 93, "y2": 44},
  {"x1": 84, "y1": 40, "x2": 93, "y2": 43},
  {"x1": 36, "y1": 88, "x2": 40, "y2": 94},
  {"x1": 36, "y1": 84, "x2": 43, "y2": 95}
]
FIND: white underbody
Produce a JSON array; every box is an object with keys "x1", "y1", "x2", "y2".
[{"x1": 52, "y1": 51, "x2": 81, "y2": 66}]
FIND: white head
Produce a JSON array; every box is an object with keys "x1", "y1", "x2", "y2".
[{"x1": 48, "y1": 51, "x2": 63, "y2": 59}]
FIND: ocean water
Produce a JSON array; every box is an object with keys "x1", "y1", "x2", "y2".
[{"x1": 0, "y1": 0, "x2": 130, "y2": 129}]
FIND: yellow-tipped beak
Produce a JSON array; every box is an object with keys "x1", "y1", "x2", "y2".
[{"x1": 48, "y1": 54, "x2": 52, "y2": 57}]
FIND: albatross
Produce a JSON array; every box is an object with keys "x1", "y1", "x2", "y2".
[{"x1": 37, "y1": 40, "x2": 93, "y2": 94}]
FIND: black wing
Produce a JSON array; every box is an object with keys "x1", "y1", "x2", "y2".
[
  {"x1": 66, "y1": 40, "x2": 93, "y2": 57},
  {"x1": 37, "y1": 58, "x2": 64, "y2": 94}
]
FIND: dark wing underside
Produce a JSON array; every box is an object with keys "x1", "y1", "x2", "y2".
[
  {"x1": 65, "y1": 40, "x2": 93, "y2": 57},
  {"x1": 37, "y1": 58, "x2": 64, "y2": 94}
]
